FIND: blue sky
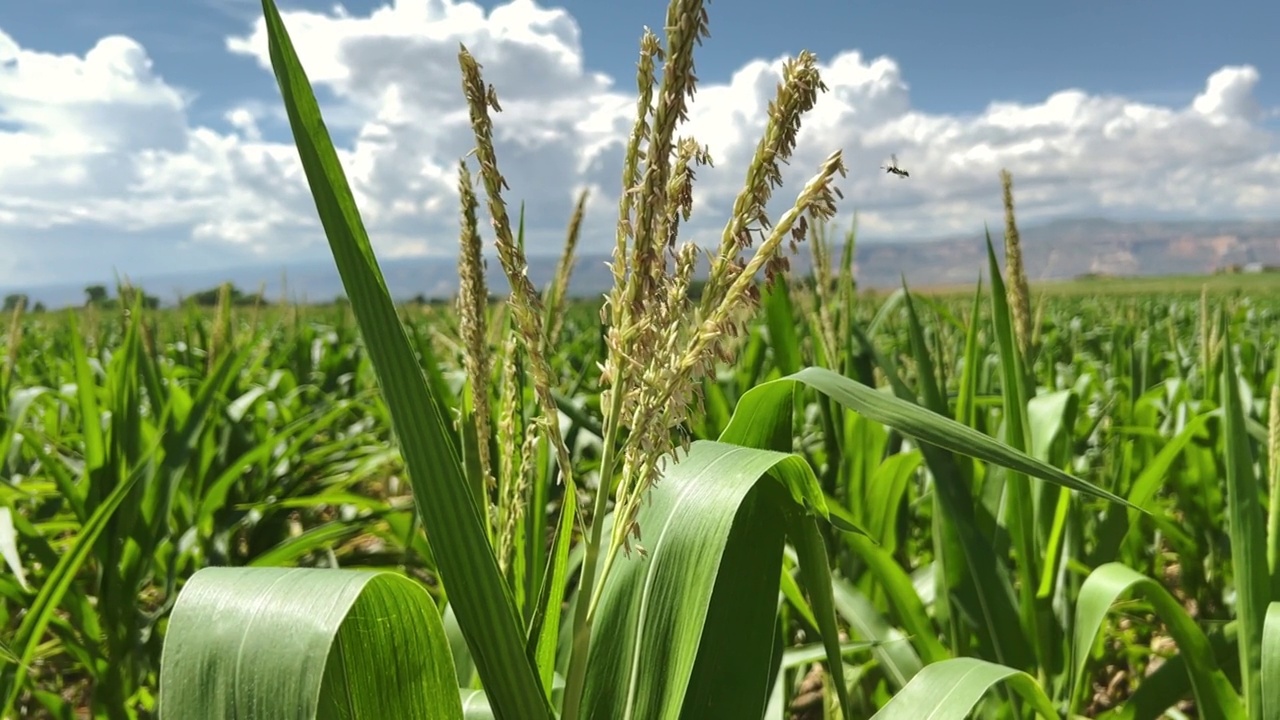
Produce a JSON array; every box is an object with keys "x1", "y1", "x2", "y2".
[
  {"x1": 6, "y1": 0, "x2": 1277, "y2": 130},
  {"x1": 1, "y1": 0, "x2": 1278, "y2": 291}
]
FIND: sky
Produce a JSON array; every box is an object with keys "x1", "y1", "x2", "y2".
[{"x1": 1, "y1": 0, "x2": 1278, "y2": 290}]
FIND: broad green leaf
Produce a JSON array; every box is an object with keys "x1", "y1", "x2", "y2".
[
  {"x1": 719, "y1": 370, "x2": 856, "y2": 717},
  {"x1": 1269, "y1": 345, "x2": 1280, "y2": 594},
  {"x1": 1025, "y1": 389, "x2": 1077, "y2": 600},
  {"x1": 1025, "y1": 389, "x2": 1076, "y2": 463},
  {"x1": 1220, "y1": 318, "x2": 1269, "y2": 720},
  {"x1": 582, "y1": 440, "x2": 821, "y2": 720},
  {"x1": 1263, "y1": 603, "x2": 1280, "y2": 720},
  {"x1": 869, "y1": 657, "x2": 1058, "y2": 719},
  {"x1": 1070, "y1": 562, "x2": 1243, "y2": 718},
  {"x1": 158, "y1": 567, "x2": 462, "y2": 720},
  {"x1": 253, "y1": 1, "x2": 550, "y2": 716}
]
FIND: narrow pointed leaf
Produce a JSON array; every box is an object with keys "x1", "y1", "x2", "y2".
[
  {"x1": 776, "y1": 367, "x2": 1136, "y2": 508},
  {"x1": 253, "y1": 1, "x2": 549, "y2": 715},
  {"x1": 1220, "y1": 318, "x2": 1269, "y2": 719},
  {"x1": 0, "y1": 446, "x2": 149, "y2": 714}
]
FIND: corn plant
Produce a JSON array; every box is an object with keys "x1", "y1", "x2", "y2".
[{"x1": 146, "y1": 1, "x2": 1141, "y2": 718}]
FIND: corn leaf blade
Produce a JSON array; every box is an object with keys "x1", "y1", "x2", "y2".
[
  {"x1": 581, "y1": 440, "x2": 825, "y2": 720},
  {"x1": 1070, "y1": 562, "x2": 1243, "y2": 718},
  {"x1": 1219, "y1": 317, "x2": 1269, "y2": 719},
  {"x1": 253, "y1": 0, "x2": 550, "y2": 715},
  {"x1": 868, "y1": 657, "x2": 1058, "y2": 719},
  {"x1": 158, "y1": 566, "x2": 464, "y2": 719}
]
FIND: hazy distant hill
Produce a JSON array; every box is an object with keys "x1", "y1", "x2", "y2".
[
  {"x1": 876, "y1": 217, "x2": 1280, "y2": 286},
  {"x1": 11, "y1": 217, "x2": 1280, "y2": 309}
]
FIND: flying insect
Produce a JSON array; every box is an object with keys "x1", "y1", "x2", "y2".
[{"x1": 881, "y1": 154, "x2": 910, "y2": 178}]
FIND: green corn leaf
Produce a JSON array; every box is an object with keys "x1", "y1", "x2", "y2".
[
  {"x1": 0, "y1": 441, "x2": 152, "y2": 715},
  {"x1": 1219, "y1": 316, "x2": 1269, "y2": 720},
  {"x1": 250, "y1": 1, "x2": 550, "y2": 716},
  {"x1": 830, "y1": 576, "x2": 923, "y2": 688},
  {"x1": 1070, "y1": 562, "x2": 1243, "y2": 718},
  {"x1": 529, "y1": 488, "x2": 576, "y2": 696},
  {"x1": 581, "y1": 440, "x2": 828, "y2": 719},
  {"x1": 770, "y1": 366, "x2": 1137, "y2": 509},
  {"x1": 763, "y1": 276, "x2": 802, "y2": 377},
  {"x1": 720, "y1": 366, "x2": 858, "y2": 717},
  {"x1": 1263, "y1": 603, "x2": 1280, "y2": 720},
  {"x1": 869, "y1": 657, "x2": 1058, "y2": 719},
  {"x1": 984, "y1": 232, "x2": 1047, "y2": 677},
  {"x1": 158, "y1": 566, "x2": 463, "y2": 719}
]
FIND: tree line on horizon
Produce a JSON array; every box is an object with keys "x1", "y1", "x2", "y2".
[{"x1": 3, "y1": 275, "x2": 754, "y2": 315}]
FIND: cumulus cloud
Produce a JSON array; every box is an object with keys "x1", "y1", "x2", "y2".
[{"x1": 0, "y1": 0, "x2": 1277, "y2": 288}]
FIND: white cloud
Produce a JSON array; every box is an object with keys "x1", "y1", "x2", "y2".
[{"x1": 0, "y1": 0, "x2": 1277, "y2": 288}]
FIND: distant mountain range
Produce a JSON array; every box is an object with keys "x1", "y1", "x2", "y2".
[{"x1": 11, "y1": 217, "x2": 1280, "y2": 309}]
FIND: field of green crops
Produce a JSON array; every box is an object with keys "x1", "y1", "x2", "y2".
[
  {"x1": 3, "y1": 264, "x2": 1278, "y2": 718},
  {"x1": 3, "y1": 1, "x2": 1280, "y2": 718}
]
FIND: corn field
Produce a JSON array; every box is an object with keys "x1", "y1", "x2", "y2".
[{"x1": 2, "y1": 0, "x2": 1279, "y2": 718}]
